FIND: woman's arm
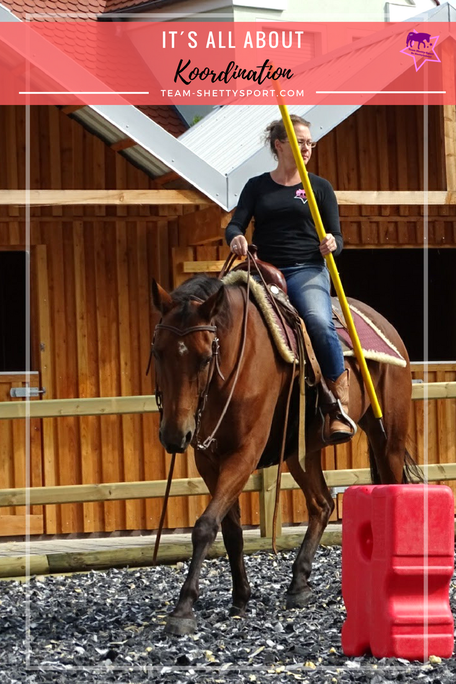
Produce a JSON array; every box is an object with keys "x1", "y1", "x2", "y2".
[
  {"x1": 225, "y1": 179, "x2": 255, "y2": 256},
  {"x1": 318, "y1": 179, "x2": 343, "y2": 257}
]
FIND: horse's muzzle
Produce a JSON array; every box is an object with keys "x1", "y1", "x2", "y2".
[{"x1": 159, "y1": 424, "x2": 194, "y2": 454}]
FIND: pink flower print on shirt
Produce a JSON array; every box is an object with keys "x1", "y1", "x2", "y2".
[{"x1": 294, "y1": 188, "x2": 308, "y2": 204}]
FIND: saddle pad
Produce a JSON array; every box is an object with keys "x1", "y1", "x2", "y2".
[
  {"x1": 332, "y1": 299, "x2": 407, "y2": 368},
  {"x1": 222, "y1": 271, "x2": 407, "y2": 368},
  {"x1": 222, "y1": 270, "x2": 298, "y2": 364}
]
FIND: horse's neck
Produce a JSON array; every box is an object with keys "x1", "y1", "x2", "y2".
[{"x1": 217, "y1": 287, "x2": 250, "y2": 376}]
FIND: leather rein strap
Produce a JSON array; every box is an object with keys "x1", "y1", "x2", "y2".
[
  {"x1": 228, "y1": 251, "x2": 305, "y2": 553},
  {"x1": 223, "y1": 250, "x2": 302, "y2": 553},
  {"x1": 198, "y1": 255, "x2": 251, "y2": 451},
  {"x1": 151, "y1": 259, "x2": 251, "y2": 562},
  {"x1": 152, "y1": 451, "x2": 176, "y2": 565}
]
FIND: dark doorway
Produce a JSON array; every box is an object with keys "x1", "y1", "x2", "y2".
[
  {"x1": 0, "y1": 251, "x2": 28, "y2": 371},
  {"x1": 336, "y1": 249, "x2": 456, "y2": 363}
]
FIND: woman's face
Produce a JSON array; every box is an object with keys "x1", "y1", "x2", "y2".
[{"x1": 276, "y1": 124, "x2": 313, "y2": 165}]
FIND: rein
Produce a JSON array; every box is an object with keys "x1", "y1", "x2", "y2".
[
  {"x1": 151, "y1": 255, "x2": 252, "y2": 562},
  {"x1": 152, "y1": 451, "x2": 176, "y2": 565},
  {"x1": 197, "y1": 255, "x2": 251, "y2": 451}
]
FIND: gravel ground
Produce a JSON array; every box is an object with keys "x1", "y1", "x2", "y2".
[{"x1": 0, "y1": 546, "x2": 455, "y2": 684}]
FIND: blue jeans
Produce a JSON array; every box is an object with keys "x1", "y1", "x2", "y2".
[{"x1": 281, "y1": 263, "x2": 345, "y2": 381}]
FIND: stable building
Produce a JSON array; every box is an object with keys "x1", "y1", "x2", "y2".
[{"x1": 0, "y1": 0, "x2": 454, "y2": 537}]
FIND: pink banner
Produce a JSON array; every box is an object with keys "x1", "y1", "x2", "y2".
[{"x1": 0, "y1": 21, "x2": 453, "y2": 105}]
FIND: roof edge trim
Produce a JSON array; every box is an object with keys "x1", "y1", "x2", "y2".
[{"x1": 88, "y1": 105, "x2": 228, "y2": 207}]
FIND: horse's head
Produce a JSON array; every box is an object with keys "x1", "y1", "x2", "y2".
[{"x1": 151, "y1": 278, "x2": 226, "y2": 453}]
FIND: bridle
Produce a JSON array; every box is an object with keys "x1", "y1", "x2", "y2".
[{"x1": 151, "y1": 320, "x2": 225, "y2": 451}]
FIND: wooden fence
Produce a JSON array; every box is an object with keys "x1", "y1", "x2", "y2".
[{"x1": 0, "y1": 381, "x2": 455, "y2": 538}]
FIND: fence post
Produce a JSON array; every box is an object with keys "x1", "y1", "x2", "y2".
[{"x1": 259, "y1": 466, "x2": 282, "y2": 538}]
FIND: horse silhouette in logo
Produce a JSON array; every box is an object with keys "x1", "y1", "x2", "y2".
[{"x1": 406, "y1": 32, "x2": 432, "y2": 50}]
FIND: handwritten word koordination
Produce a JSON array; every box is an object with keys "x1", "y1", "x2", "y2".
[{"x1": 173, "y1": 59, "x2": 293, "y2": 85}]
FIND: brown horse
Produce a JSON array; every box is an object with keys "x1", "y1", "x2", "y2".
[{"x1": 151, "y1": 274, "x2": 417, "y2": 636}]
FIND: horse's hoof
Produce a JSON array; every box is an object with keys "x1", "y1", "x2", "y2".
[
  {"x1": 229, "y1": 605, "x2": 246, "y2": 617},
  {"x1": 164, "y1": 616, "x2": 196, "y2": 636},
  {"x1": 286, "y1": 588, "x2": 313, "y2": 609}
]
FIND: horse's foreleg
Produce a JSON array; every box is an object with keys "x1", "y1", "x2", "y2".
[
  {"x1": 165, "y1": 452, "x2": 255, "y2": 636},
  {"x1": 165, "y1": 506, "x2": 220, "y2": 635},
  {"x1": 221, "y1": 499, "x2": 251, "y2": 616},
  {"x1": 285, "y1": 449, "x2": 335, "y2": 609}
]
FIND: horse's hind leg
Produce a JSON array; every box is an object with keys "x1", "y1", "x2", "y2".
[
  {"x1": 360, "y1": 387, "x2": 411, "y2": 485},
  {"x1": 285, "y1": 449, "x2": 335, "y2": 608},
  {"x1": 221, "y1": 499, "x2": 251, "y2": 616}
]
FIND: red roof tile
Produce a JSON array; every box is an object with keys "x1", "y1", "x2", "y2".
[
  {"x1": 137, "y1": 106, "x2": 187, "y2": 137},
  {"x1": 0, "y1": 0, "x2": 163, "y2": 19},
  {"x1": 2, "y1": 1, "x2": 188, "y2": 137},
  {"x1": 2, "y1": 0, "x2": 106, "y2": 19},
  {"x1": 104, "y1": 0, "x2": 153, "y2": 10}
]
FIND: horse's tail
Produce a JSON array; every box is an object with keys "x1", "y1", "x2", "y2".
[
  {"x1": 368, "y1": 442, "x2": 381, "y2": 485},
  {"x1": 368, "y1": 443, "x2": 423, "y2": 484}
]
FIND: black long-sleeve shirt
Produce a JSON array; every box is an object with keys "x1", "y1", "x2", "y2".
[{"x1": 225, "y1": 172, "x2": 343, "y2": 268}]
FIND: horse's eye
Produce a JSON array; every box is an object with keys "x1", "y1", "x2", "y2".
[{"x1": 200, "y1": 357, "x2": 211, "y2": 370}]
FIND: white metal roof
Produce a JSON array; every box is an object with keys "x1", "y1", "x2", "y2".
[{"x1": 179, "y1": 104, "x2": 363, "y2": 209}]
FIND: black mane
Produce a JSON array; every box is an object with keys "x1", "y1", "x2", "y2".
[
  {"x1": 172, "y1": 274, "x2": 223, "y2": 302},
  {"x1": 171, "y1": 275, "x2": 231, "y2": 327}
]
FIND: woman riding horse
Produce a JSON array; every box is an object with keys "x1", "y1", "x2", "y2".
[
  {"x1": 151, "y1": 271, "x2": 415, "y2": 636},
  {"x1": 226, "y1": 115, "x2": 354, "y2": 445}
]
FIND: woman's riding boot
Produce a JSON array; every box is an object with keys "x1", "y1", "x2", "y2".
[{"x1": 324, "y1": 370, "x2": 357, "y2": 444}]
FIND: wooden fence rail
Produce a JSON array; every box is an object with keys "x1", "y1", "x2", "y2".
[
  {"x1": 1, "y1": 382, "x2": 455, "y2": 421},
  {"x1": 0, "y1": 382, "x2": 454, "y2": 537},
  {"x1": 1, "y1": 464, "x2": 456, "y2": 510}
]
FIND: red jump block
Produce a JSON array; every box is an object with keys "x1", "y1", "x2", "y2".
[{"x1": 342, "y1": 485, "x2": 454, "y2": 661}]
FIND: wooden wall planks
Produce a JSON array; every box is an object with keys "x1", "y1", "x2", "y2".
[{"x1": 0, "y1": 106, "x2": 187, "y2": 535}]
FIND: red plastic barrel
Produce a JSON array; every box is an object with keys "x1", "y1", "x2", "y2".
[{"x1": 341, "y1": 485, "x2": 454, "y2": 660}]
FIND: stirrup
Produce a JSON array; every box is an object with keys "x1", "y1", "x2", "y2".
[{"x1": 319, "y1": 399, "x2": 358, "y2": 446}]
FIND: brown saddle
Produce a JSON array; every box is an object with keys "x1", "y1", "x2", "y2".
[
  {"x1": 223, "y1": 247, "x2": 321, "y2": 386},
  {"x1": 231, "y1": 245, "x2": 288, "y2": 294}
]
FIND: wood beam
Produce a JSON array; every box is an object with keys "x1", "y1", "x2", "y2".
[
  {"x1": 0, "y1": 382, "x2": 452, "y2": 421},
  {"x1": 110, "y1": 138, "x2": 137, "y2": 152},
  {"x1": 0, "y1": 190, "x2": 211, "y2": 206},
  {"x1": 442, "y1": 39, "x2": 456, "y2": 192},
  {"x1": 0, "y1": 214, "x2": 455, "y2": 225},
  {"x1": 61, "y1": 105, "x2": 86, "y2": 115},
  {"x1": 184, "y1": 259, "x2": 241, "y2": 273},
  {"x1": 1, "y1": 190, "x2": 455, "y2": 208},
  {"x1": 443, "y1": 105, "x2": 456, "y2": 191},
  {"x1": 1, "y1": 461, "x2": 455, "y2": 508},
  {"x1": 335, "y1": 191, "x2": 455, "y2": 205},
  {"x1": 152, "y1": 171, "x2": 180, "y2": 187},
  {"x1": 0, "y1": 215, "x2": 180, "y2": 223},
  {"x1": 412, "y1": 381, "x2": 456, "y2": 400},
  {"x1": 0, "y1": 395, "x2": 158, "y2": 420}
]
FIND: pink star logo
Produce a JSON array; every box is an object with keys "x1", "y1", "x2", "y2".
[
  {"x1": 400, "y1": 32, "x2": 441, "y2": 72},
  {"x1": 295, "y1": 188, "x2": 308, "y2": 204}
]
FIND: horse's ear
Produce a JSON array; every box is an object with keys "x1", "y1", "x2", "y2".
[
  {"x1": 199, "y1": 286, "x2": 225, "y2": 322},
  {"x1": 151, "y1": 279, "x2": 174, "y2": 316}
]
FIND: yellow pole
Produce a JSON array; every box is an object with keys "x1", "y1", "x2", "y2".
[{"x1": 277, "y1": 103, "x2": 384, "y2": 424}]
